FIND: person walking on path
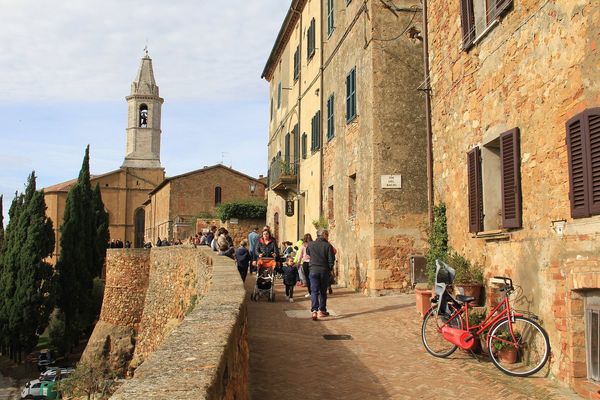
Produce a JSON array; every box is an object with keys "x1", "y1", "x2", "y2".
[
  {"x1": 248, "y1": 227, "x2": 260, "y2": 274},
  {"x1": 255, "y1": 229, "x2": 279, "y2": 265},
  {"x1": 306, "y1": 229, "x2": 335, "y2": 320},
  {"x1": 297, "y1": 234, "x2": 312, "y2": 297},
  {"x1": 235, "y1": 239, "x2": 251, "y2": 282},
  {"x1": 282, "y1": 256, "x2": 300, "y2": 302}
]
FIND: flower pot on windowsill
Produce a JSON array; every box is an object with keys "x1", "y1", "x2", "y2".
[{"x1": 415, "y1": 284, "x2": 433, "y2": 316}]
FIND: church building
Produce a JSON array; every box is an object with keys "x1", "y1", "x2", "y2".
[{"x1": 45, "y1": 52, "x2": 264, "y2": 258}]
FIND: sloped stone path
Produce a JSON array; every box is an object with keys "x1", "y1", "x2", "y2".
[{"x1": 247, "y1": 278, "x2": 580, "y2": 400}]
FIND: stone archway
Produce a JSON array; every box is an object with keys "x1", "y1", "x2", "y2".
[{"x1": 134, "y1": 208, "x2": 145, "y2": 248}]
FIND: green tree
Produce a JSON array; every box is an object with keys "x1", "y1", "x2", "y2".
[
  {"x1": 56, "y1": 146, "x2": 104, "y2": 348},
  {"x1": 426, "y1": 203, "x2": 448, "y2": 284},
  {"x1": 92, "y1": 184, "x2": 109, "y2": 278},
  {"x1": 0, "y1": 194, "x2": 5, "y2": 252},
  {"x1": 0, "y1": 173, "x2": 54, "y2": 361}
]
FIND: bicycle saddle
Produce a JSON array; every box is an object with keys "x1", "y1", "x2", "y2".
[{"x1": 456, "y1": 294, "x2": 475, "y2": 303}]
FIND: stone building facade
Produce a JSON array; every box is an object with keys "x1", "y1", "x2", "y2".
[
  {"x1": 263, "y1": 0, "x2": 428, "y2": 293},
  {"x1": 45, "y1": 54, "x2": 166, "y2": 256},
  {"x1": 144, "y1": 165, "x2": 266, "y2": 243},
  {"x1": 427, "y1": 0, "x2": 600, "y2": 393}
]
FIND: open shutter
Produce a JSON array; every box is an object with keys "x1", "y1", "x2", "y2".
[
  {"x1": 460, "y1": 0, "x2": 476, "y2": 50},
  {"x1": 467, "y1": 147, "x2": 483, "y2": 233},
  {"x1": 491, "y1": 0, "x2": 513, "y2": 21},
  {"x1": 586, "y1": 108, "x2": 600, "y2": 215},
  {"x1": 500, "y1": 128, "x2": 522, "y2": 228},
  {"x1": 566, "y1": 113, "x2": 590, "y2": 218}
]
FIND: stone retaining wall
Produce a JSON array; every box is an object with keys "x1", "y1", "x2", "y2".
[{"x1": 111, "y1": 250, "x2": 248, "y2": 399}]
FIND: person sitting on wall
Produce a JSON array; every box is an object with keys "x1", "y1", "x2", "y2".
[{"x1": 217, "y1": 228, "x2": 234, "y2": 258}]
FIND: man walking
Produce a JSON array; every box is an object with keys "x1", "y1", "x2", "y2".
[
  {"x1": 307, "y1": 229, "x2": 335, "y2": 320},
  {"x1": 247, "y1": 227, "x2": 260, "y2": 274}
]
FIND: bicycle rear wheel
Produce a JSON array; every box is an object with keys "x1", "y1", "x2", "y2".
[
  {"x1": 488, "y1": 316, "x2": 550, "y2": 377},
  {"x1": 421, "y1": 307, "x2": 463, "y2": 358}
]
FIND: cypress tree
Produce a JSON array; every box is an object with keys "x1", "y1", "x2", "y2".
[
  {"x1": 92, "y1": 184, "x2": 109, "y2": 278},
  {"x1": 0, "y1": 194, "x2": 4, "y2": 252},
  {"x1": 56, "y1": 146, "x2": 103, "y2": 347}
]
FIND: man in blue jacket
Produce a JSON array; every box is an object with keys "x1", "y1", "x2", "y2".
[{"x1": 306, "y1": 228, "x2": 335, "y2": 320}]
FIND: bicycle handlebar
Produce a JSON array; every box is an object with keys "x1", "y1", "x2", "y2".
[{"x1": 492, "y1": 276, "x2": 514, "y2": 292}]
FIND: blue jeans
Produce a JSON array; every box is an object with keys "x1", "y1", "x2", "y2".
[{"x1": 309, "y1": 271, "x2": 330, "y2": 312}]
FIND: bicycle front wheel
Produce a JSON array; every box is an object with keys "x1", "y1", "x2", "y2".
[
  {"x1": 421, "y1": 307, "x2": 463, "y2": 358},
  {"x1": 488, "y1": 316, "x2": 550, "y2": 377}
]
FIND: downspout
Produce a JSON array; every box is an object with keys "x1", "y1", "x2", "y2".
[
  {"x1": 318, "y1": 0, "x2": 325, "y2": 219},
  {"x1": 290, "y1": 4, "x2": 303, "y2": 241},
  {"x1": 422, "y1": 0, "x2": 434, "y2": 225}
]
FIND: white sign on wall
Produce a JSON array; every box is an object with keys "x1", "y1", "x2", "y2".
[
  {"x1": 381, "y1": 175, "x2": 402, "y2": 189},
  {"x1": 229, "y1": 218, "x2": 239, "y2": 224}
]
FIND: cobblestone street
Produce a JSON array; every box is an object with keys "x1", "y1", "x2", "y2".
[{"x1": 247, "y1": 279, "x2": 580, "y2": 400}]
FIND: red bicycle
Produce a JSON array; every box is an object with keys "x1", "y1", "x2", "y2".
[{"x1": 421, "y1": 260, "x2": 550, "y2": 377}]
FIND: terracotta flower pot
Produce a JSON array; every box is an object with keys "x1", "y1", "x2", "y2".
[
  {"x1": 497, "y1": 347, "x2": 518, "y2": 364},
  {"x1": 455, "y1": 283, "x2": 483, "y2": 305},
  {"x1": 415, "y1": 288, "x2": 432, "y2": 317}
]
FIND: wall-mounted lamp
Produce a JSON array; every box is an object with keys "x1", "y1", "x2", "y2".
[
  {"x1": 408, "y1": 26, "x2": 423, "y2": 41},
  {"x1": 249, "y1": 182, "x2": 257, "y2": 196}
]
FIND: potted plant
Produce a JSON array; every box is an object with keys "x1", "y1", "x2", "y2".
[
  {"x1": 415, "y1": 282, "x2": 433, "y2": 316},
  {"x1": 493, "y1": 330, "x2": 521, "y2": 363},
  {"x1": 448, "y1": 251, "x2": 484, "y2": 305},
  {"x1": 467, "y1": 311, "x2": 486, "y2": 353}
]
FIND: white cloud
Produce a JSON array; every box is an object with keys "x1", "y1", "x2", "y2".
[{"x1": 0, "y1": 0, "x2": 289, "y2": 102}]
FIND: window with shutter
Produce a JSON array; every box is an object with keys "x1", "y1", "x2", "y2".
[
  {"x1": 567, "y1": 108, "x2": 600, "y2": 218},
  {"x1": 293, "y1": 46, "x2": 300, "y2": 81},
  {"x1": 467, "y1": 147, "x2": 483, "y2": 233},
  {"x1": 307, "y1": 18, "x2": 316, "y2": 60},
  {"x1": 346, "y1": 67, "x2": 356, "y2": 123},
  {"x1": 284, "y1": 133, "x2": 290, "y2": 165},
  {"x1": 327, "y1": 94, "x2": 335, "y2": 140},
  {"x1": 460, "y1": 0, "x2": 513, "y2": 51},
  {"x1": 302, "y1": 133, "x2": 307, "y2": 159},
  {"x1": 500, "y1": 128, "x2": 522, "y2": 228},
  {"x1": 293, "y1": 124, "x2": 299, "y2": 165}
]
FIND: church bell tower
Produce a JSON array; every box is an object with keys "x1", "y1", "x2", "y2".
[{"x1": 122, "y1": 50, "x2": 164, "y2": 169}]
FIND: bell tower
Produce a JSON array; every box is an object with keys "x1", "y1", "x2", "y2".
[{"x1": 122, "y1": 50, "x2": 164, "y2": 169}]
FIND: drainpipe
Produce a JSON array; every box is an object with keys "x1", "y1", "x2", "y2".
[
  {"x1": 291, "y1": 4, "x2": 303, "y2": 240},
  {"x1": 422, "y1": 0, "x2": 434, "y2": 226},
  {"x1": 319, "y1": 0, "x2": 325, "y2": 219}
]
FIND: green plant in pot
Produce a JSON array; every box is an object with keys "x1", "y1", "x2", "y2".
[
  {"x1": 448, "y1": 251, "x2": 484, "y2": 305},
  {"x1": 492, "y1": 330, "x2": 522, "y2": 364},
  {"x1": 467, "y1": 311, "x2": 486, "y2": 353}
]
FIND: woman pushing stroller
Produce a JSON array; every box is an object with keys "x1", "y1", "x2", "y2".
[{"x1": 255, "y1": 229, "x2": 279, "y2": 268}]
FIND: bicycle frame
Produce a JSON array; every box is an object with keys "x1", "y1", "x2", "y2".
[{"x1": 439, "y1": 289, "x2": 523, "y2": 349}]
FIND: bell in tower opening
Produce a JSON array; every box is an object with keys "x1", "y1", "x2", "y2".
[{"x1": 139, "y1": 104, "x2": 148, "y2": 127}]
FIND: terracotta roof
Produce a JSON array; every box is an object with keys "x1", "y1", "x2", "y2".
[
  {"x1": 44, "y1": 169, "x2": 122, "y2": 193},
  {"x1": 149, "y1": 164, "x2": 265, "y2": 196}
]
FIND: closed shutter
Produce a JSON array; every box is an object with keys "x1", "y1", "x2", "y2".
[
  {"x1": 492, "y1": 0, "x2": 513, "y2": 20},
  {"x1": 460, "y1": 0, "x2": 476, "y2": 50},
  {"x1": 500, "y1": 128, "x2": 522, "y2": 228},
  {"x1": 467, "y1": 147, "x2": 483, "y2": 233},
  {"x1": 567, "y1": 113, "x2": 590, "y2": 218},
  {"x1": 586, "y1": 108, "x2": 600, "y2": 215}
]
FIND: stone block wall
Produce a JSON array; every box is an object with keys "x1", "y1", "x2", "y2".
[{"x1": 111, "y1": 250, "x2": 248, "y2": 399}]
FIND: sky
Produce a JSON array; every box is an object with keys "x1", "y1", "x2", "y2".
[{"x1": 0, "y1": 0, "x2": 290, "y2": 223}]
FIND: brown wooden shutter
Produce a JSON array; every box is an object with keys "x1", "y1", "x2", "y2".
[
  {"x1": 500, "y1": 128, "x2": 522, "y2": 228},
  {"x1": 585, "y1": 108, "x2": 600, "y2": 215},
  {"x1": 467, "y1": 147, "x2": 483, "y2": 233},
  {"x1": 492, "y1": 0, "x2": 513, "y2": 20},
  {"x1": 566, "y1": 113, "x2": 590, "y2": 218},
  {"x1": 460, "y1": 0, "x2": 476, "y2": 50}
]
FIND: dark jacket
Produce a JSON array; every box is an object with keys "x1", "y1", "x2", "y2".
[
  {"x1": 282, "y1": 264, "x2": 299, "y2": 286},
  {"x1": 255, "y1": 238, "x2": 279, "y2": 259},
  {"x1": 235, "y1": 246, "x2": 250, "y2": 268},
  {"x1": 306, "y1": 237, "x2": 335, "y2": 273}
]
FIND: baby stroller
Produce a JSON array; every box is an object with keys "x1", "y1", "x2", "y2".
[{"x1": 250, "y1": 258, "x2": 276, "y2": 302}]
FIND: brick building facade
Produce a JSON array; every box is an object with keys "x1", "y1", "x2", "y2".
[
  {"x1": 263, "y1": 0, "x2": 428, "y2": 293},
  {"x1": 427, "y1": 0, "x2": 600, "y2": 393}
]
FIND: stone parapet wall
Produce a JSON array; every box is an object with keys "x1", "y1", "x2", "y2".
[
  {"x1": 100, "y1": 249, "x2": 151, "y2": 329},
  {"x1": 129, "y1": 246, "x2": 211, "y2": 369},
  {"x1": 112, "y1": 250, "x2": 248, "y2": 399}
]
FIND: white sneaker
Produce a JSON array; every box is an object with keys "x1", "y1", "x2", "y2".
[
  {"x1": 304, "y1": 293, "x2": 311, "y2": 298},
  {"x1": 289, "y1": 298, "x2": 294, "y2": 303}
]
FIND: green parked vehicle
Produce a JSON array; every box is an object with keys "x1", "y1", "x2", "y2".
[{"x1": 39, "y1": 381, "x2": 60, "y2": 399}]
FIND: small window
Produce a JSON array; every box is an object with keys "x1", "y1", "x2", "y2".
[
  {"x1": 293, "y1": 46, "x2": 300, "y2": 81},
  {"x1": 348, "y1": 174, "x2": 357, "y2": 218},
  {"x1": 307, "y1": 18, "x2": 316, "y2": 60},
  {"x1": 139, "y1": 104, "x2": 148, "y2": 127},
  {"x1": 467, "y1": 128, "x2": 522, "y2": 233},
  {"x1": 277, "y1": 82, "x2": 282, "y2": 109},
  {"x1": 327, "y1": 0, "x2": 335, "y2": 36},
  {"x1": 214, "y1": 186, "x2": 222, "y2": 206},
  {"x1": 311, "y1": 111, "x2": 321, "y2": 152},
  {"x1": 346, "y1": 68, "x2": 357, "y2": 123},
  {"x1": 302, "y1": 133, "x2": 307, "y2": 159},
  {"x1": 460, "y1": 0, "x2": 513, "y2": 50},
  {"x1": 327, "y1": 94, "x2": 335, "y2": 140}
]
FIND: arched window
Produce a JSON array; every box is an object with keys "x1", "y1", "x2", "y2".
[
  {"x1": 139, "y1": 104, "x2": 148, "y2": 127},
  {"x1": 214, "y1": 186, "x2": 222, "y2": 206}
]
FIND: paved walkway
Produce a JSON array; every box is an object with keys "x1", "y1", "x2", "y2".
[{"x1": 247, "y1": 278, "x2": 580, "y2": 400}]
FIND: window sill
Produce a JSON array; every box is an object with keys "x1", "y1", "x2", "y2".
[
  {"x1": 472, "y1": 19, "x2": 500, "y2": 46},
  {"x1": 472, "y1": 230, "x2": 510, "y2": 241}
]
